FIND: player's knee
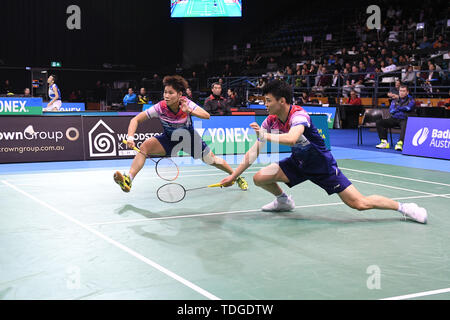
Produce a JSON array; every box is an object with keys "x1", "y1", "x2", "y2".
[
  {"x1": 349, "y1": 198, "x2": 371, "y2": 211},
  {"x1": 253, "y1": 172, "x2": 264, "y2": 186}
]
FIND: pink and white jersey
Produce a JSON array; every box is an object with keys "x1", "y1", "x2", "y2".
[
  {"x1": 145, "y1": 98, "x2": 199, "y2": 134},
  {"x1": 261, "y1": 105, "x2": 328, "y2": 152}
]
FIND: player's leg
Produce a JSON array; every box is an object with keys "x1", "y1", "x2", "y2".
[
  {"x1": 338, "y1": 184, "x2": 427, "y2": 223},
  {"x1": 395, "y1": 118, "x2": 407, "y2": 151},
  {"x1": 253, "y1": 162, "x2": 296, "y2": 211},
  {"x1": 114, "y1": 137, "x2": 166, "y2": 192},
  {"x1": 202, "y1": 150, "x2": 248, "y2": 190}
]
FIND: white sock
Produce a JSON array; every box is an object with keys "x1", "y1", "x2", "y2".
[
  {"x1": 128, "y1": 173, "x2": 134, "y2": 181},
  {"x1": 397, "y1": 202, "x2": 404, "y2": 213}
]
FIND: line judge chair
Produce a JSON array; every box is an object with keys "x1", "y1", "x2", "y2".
[{"x1": 357, "y1": 108, "x2": 384, "y2": 145}]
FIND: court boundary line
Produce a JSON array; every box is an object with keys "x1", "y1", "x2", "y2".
[
  {"x1": 87, "y1": 193, "x2": 450, "y2": 227},
  {"x1": 1, "y1": 179, "x2": 221, "y2": 300},
  {"x1": 340, "y1": 167, "x2": 450, "y2": 187},
  {"x1": 381, "y1": 287, "x2": 450, "y2": 300}
]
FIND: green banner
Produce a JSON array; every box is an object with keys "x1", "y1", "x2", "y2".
[{"x1": 0, "y1": 97, "x2": 43, "y2": 115}]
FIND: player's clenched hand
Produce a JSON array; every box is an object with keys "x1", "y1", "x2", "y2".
[
  {"x1": 220, "y1": 176, "x2": 235, "y2": 187},
  {"x1": 250, "y1": 122, "x2": 266, "y2": 141},
  {"x1": 180, "y1": 97, "x2": 191, "y2": 114}
]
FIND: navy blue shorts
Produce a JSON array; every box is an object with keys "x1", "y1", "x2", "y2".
[
  {"x1": 155, "y1": 130, "x2": 210, "y2": 160},
  {"x1": 278, "y1": 154, "x2": 352, "y2": 195}
]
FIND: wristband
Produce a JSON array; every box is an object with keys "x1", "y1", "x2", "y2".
[{"x1": 127, "y1": 135, "x2": 134, "y2": 142}]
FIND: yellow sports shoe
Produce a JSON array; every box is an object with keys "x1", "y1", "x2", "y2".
[
  {"x1": 236, "y1": 176, "x2": 248, "y2": 191},
  {"x1": 376, "y1": 139, "x2": 390, "y2": 149},
  {"x1": 114, "y1": 171, "x2": 132, "y2": 192}
]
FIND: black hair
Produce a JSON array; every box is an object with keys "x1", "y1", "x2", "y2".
[
  {"x1": 399, "y1": 84, "x2": 409, "y2": 91},
  {"x1": 262, "y1": 79, "x2": 293, "y2": 103},
  {"x1": 163, "y1": 75, "x2": 188, "y2": 93},
  {"x1": 49, "y1": 74, "x2": 57, "y2": 82},
  {"x1": 211, "y1": 82, "x2": 222, "y2": 89}
]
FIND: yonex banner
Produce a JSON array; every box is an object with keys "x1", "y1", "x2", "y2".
[
  {"x1": 403, "y1": 117, "x2": 450, "y2": 160},
  {"x1": 0, "y1": 116, "x2": 84, "y2": 163},
  {"x1": 42, "y1": 102, "x2": 86, "y2": 112},
  {"x1": 0, "y1": 97, "x2": 43, "y2": 115},
  {"x1": 192, "y1": 116, "x2": 258, "y2": 155},
  {"x1": 82, "y1": 116, "x2": 164, "y2": 160},
  {"x1": 301, "y1": 106, "x2": 336, "y2": 129}
]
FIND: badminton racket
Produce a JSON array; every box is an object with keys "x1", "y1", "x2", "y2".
[{"x1": 157, "y1": 182, "x2": 231, "y2": 203}]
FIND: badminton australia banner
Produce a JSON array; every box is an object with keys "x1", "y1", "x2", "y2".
[
  {"x1": 82, "y1": 116, "x2": 163, "y2": 160},
  {"x1": 403, "y1": 117, "x2": 450, "y2": 160},
  {"x1": 0, "y1": 97, "x2": 43, "y2": 115},
  {"x1": 0, "y1": 116, "x2": 84, "y2": 163}
]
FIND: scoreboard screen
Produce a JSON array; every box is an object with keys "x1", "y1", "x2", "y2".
[{"x1": 171, "y1": 0, "x2": 242, "y2": 18}]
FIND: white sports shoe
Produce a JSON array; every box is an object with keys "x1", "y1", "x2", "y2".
[
  {"x1": 401, "y1": 203, "x2": 428, "y2": 224},
  {"x1": 262, "y1": 195, "x2": 295, "y2": 212}
]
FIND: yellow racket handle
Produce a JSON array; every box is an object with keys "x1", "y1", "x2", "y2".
[
  {"x1": 208, "y1": 181, "x2": 234, "y2": 188},
  {"x1": 122, "y1": 139, "x2": 141, "y2": 153}
]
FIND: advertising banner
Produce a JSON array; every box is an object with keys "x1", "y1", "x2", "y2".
[
  {"x1": 42, "y1": 102, "x2": 86, "y2": 112},
  {"x1": 192, "y1": 116, "x2": 258, "y2": 155},
  {"x1": 403, "y1": 117, "x2": 450, "y2": 160},
  {"x1": 0, "y1": 97, "x2": 43, "y2": 115},
  {"x1": 0, "y1": 116, "x2": 84, "y2": 163},
  {"x1": 82, "y1": 116, "x2": 164, "y2": 160},
  {"x1": 301, "y1": 106, "x2": 336, "y2": 129}
]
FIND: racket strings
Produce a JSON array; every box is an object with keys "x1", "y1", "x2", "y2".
[
  {"x1": 157, "y1": 183, "x2": 186, "y2": 203},
  {"x1": 156, "y1": 158, "x2": 180, "y2": 181}
]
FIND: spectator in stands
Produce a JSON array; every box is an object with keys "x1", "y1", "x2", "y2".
[
  {"x1": 2, "y1": 79, "x2": 12, "y2": 95},
  {"x1": 402, "y1": 65, "x2": 416, "y2": 85},
  {"x1": 185, "y1": 87, "x2": 198, "y2": 104},
  {"x1": 346, "y1": 90, "x2": 362, "y2": 105},
  {"x1": 388, "y1": 79, "x2": 401, "y2": 101},
  {"x1": 266, "y1": 57, "x2": 278, "y2": 72},
  {"x1": 343, "y1": 65, "x2": 364, "y2": 97},
  {"x1": 137, "y1": 87, "x2": 149, "y2": 105},
  {"x1": 297, "y1": 91, "x2": 311, "y2": 105},
  {"x1": 376, "y1": 85, "x2": 415, "y2": 151},
  {"x1": 123, "y1": 88, "x2": 137, "y2": 106},
  {"x1": 204, "y1": 82, "x2": 229, "y2": 116},
  {"x1": 23, "y1": 88, "x2": 31, "y2": 97},
  {"x1": 69, "y1": 90, "x2": 78, "y2": 102},
  {"x1": 226, "y1": 88, "x2": 239, "y2": 108},
  {"x1": 331, "y1": 69, "x2": 343, "y2": 88},
  {"x1": 419, "y1": 36, "x2": 432, "y2": 49}
]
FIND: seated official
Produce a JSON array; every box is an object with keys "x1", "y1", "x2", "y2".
[
  {"x1": 204, "y1": 82, "x2": 230, "y2": 116},
  {"x1": 123, "y1": 88, "x2": 137, "y2": 106},
  {"x1": 376, "y1": 84, "x2": 415, "y2": 151}
]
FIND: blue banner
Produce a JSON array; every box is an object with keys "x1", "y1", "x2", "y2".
[
  {"x1": 301, "y1": 106, "x2": 336, "y2": 129},
  {"x1": 0, "y1": 97, "x2": 43, "y2": 115},
  {"x1": 192, "y1": 116, "x2": 257, "y2": 155},
  {"x1": 42, "y1": 102, "x2": 85, "y2": 112},
  {"x1": 403, "y1": 117, "x2": 450, "y2": 160}
]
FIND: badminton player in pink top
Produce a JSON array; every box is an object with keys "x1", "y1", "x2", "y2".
[
  {"x1": 220, "y1": 80, "x2": 427, "y2": 223},
  {"x1": 114, "y1": 75, "x2": 248, "y2": 192}
]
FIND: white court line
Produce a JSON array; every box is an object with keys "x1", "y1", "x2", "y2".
[
  {"x1": 381, "y1": 287, "x2": 450, "y2": 300},
  {"x1": 87, "y1": 193, "x2": 450, "y2": 227},
  {"x1": 350, "y1": 178, "x2": 448, "y2": 197},
  {"x1": 1, "y1": 180, "x2": 220, "y2": 300},
  {"x1": 340, "y1": 167, "x2": 450, "y2": 187}
]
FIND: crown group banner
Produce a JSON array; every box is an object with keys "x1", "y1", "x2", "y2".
[{"x1": 0, "y1": 114, "x2": 331, "y2": 164}]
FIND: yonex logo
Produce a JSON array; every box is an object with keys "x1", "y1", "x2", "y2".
[{"x1": 412, "y1": 127, "x2": 429, "y2": 146}]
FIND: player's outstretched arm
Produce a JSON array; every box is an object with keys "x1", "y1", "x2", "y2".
[
  {"x1": 126, "y1": 111, "x2": 148, "y2": 148},
  {"x1": 251, "y1": 122, "x2": 305, "y2": 147}
]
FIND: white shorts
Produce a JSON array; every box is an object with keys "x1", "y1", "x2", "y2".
[{"x1": 44, "y1": 100, "x2": 62, "y2": 111}]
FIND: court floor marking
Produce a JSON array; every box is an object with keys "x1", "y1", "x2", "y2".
[
  {"x1": 381, "y1": 287, "x2": 450, "y2": 300},
  {"x1": 340, "y1": 167, "x2": 450, "y2": 187},
  {"x1": 349, "y1": 178, "x2": 450, "y2": 198},
  {"x1": 87, "y1": 193, "x2": 450, "y2": 227},
  {"x1": 1, "y1": 180, "x2": 221, "y2": 300}
]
